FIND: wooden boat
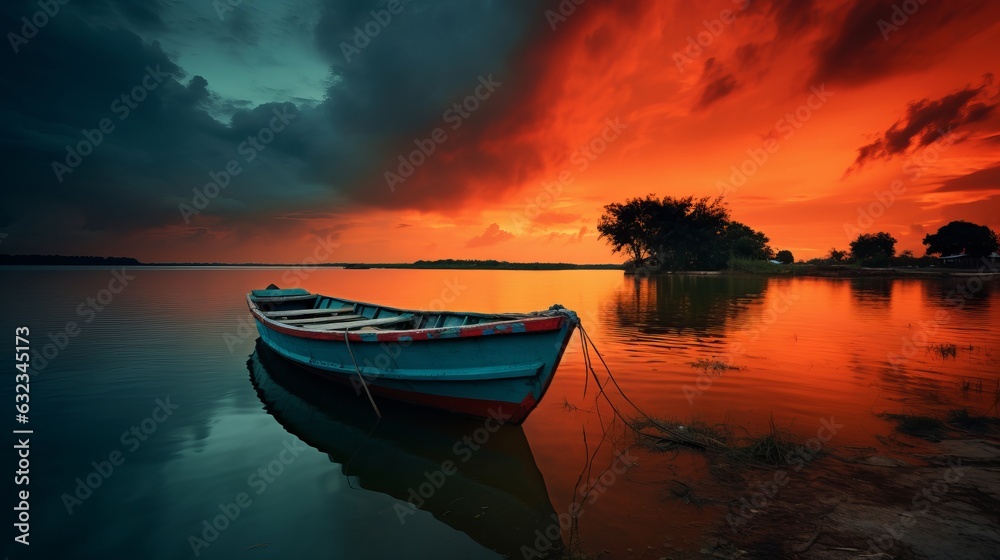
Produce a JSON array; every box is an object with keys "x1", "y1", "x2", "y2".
[
  {"x1": 246, "y1": 286, "x2": 579, "y2": 424},
  {"x1": 248, "y1": 341, "x2": 563, "y2": 557}
]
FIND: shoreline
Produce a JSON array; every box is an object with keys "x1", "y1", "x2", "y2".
[
  {"x1": 626, "y1": 265, "x2": 999, "y2": 279},
  {"x1": 628, "y1": 408, "x2": 1000, "y2": 560},
  {"x1": 1, "y1": 264, "x2": 997, "y2": 277}
]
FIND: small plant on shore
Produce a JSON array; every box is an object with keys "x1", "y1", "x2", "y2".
[
  {"x1": 883, "y1": 413, "x2": 945, "y2": 438},
  {"x1": 731, "y1": 416, "x2": 797, "y2": 466},
  {"x1": 630, "y1": 417, "x2": 729, "y2": 452},
  {"x1": 947, "y1": 408, "x2": 997, "y2": 433},
  {"x1": 884, "y1": 408, "x2": 999, "y2": 438},
  {"x1": 630, "y1": 414, "x2": 799, "y2": 467}
]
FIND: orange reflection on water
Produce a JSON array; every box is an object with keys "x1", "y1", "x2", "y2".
[{"x1": 136, "y1": 268, "x2": 999, "y2": 556}]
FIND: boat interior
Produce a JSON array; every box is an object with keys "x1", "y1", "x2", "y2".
[{"x1": 250, "y1": 289, "x2": 516, "y2": 332}]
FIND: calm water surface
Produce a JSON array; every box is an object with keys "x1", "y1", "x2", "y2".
[{"x1": 2, "y1": 268, "x2": 997, "y2": 559}]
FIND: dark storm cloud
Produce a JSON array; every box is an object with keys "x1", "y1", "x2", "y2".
[
  {"x1": 695, "y1": 57, "x2": 739, "y2": 110},
  {"x1": 305, "y1": 0, "x2": 648, "y2": 214},
  {"x1": 716, "y1": 0, "x2": 998, "y2": 97},
  {"x1": 307, "y1": 0, "x2": 547, "y2": 209},
  {"x1": 3, "y1": 6, "x2": 178, "y2": 232},
  {"x1": 221, "y1": 5, "x2": 261, "y2": 46},
  {"x1": 73, "y1": 0, "x2": 169, "y2": 31},
  {"x1": 1, "y1": 2, "x2": 316, "y2": 244},
  {"x1": 744, "y1": 0, "x2": 819, "y2": 37},
  {"x1": 933, "y1": 164, "x2": 1000, "y2": 193},
  {"x1": 810, "y1": 0, "x2": 996, "y2": 86},
  {"x1": 0, "y1": 0, "x2": 546, "y2": 253},
  {"x1": 314, "y1": 0, "x2": 535, "y2": 134},
  {"x1": 847, "y1": 84, "x2": 998, "y2": 173}
]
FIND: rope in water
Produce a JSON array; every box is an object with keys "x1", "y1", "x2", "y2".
[
  {"x1": 577, "y1": 322, "x2": 657, "y2": 427},
  {"x1": 343, "y1": 332, "x2": 382, "y2": 419},
  {"x1": 578, "y1": 322, "x2": 725, "y2": 451}
]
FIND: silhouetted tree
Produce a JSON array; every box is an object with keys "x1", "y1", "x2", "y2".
[
  {"x1": 775, "y1": 249, "x2": 794, "y2": 264},
  {"x1": 850, "y1": 232, "x2": 896, "y2": 266},
  {"x1": 597, "y1": 195, "x2": 771, "y2": 270},
  {"x1": 724, "y1": 221, "x2": 774, "y2": 261},
  {"x1": 893, "y1": 249, "x2": 920, "y2": 267},
  {"x1": 651, "y1": 196, "x2": 732, "y2": 269},
  {"x1": 597, "y1": 194, "x2": 659, "y2": 265},
  {"x1": 827, "y1": 248, "x2": 846, "y2": 262},
  {"x1": 922, "y1": 221, "x2": 999, "y2": 257}
]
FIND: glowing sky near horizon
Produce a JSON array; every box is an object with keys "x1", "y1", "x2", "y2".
[{"x1": 2, "y1": 0, "x2": 998, "y2": 263}]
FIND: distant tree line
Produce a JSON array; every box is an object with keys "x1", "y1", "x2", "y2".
[
  {"x1": 824, "y1": 220, "x2": 999, "y2": 267},
  {"x1": 596, "y1": 195, "x2": 781, "y2": 271},
  {"x1": 403, "y1": 260, "x2": 622, "y2": 270},
  {"x1": 597, "y1": 195, "x2": 998, "y2": 271},
  {"x1": 0, "y1": 254, "x2": 142, "y2": 266}
]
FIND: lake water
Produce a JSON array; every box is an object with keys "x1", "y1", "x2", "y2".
[{"x1": 3, "y1": 268, "x2": 998, "y2": 559}]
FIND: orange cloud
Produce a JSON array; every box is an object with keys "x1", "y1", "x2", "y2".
[{"x1": 465, "y1": 223, "x2": 514, "y2": 248}]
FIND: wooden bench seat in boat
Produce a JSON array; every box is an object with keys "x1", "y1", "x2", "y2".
[
  {"x1": 263, "y1": 306, "x2": 354, "y2": 318},
  {"x1": 283, "y1": 314, "x2": 364, "y2": 325},
  {"x1": 299, "y1": 314, "x2": 414, "y2": 331},
  {"x1": 252, "y1": 294, "x2": 317, "y2": 303}
]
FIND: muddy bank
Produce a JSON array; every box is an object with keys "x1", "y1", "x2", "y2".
[{"x1": 700, "y1": 437, "x2": 1000, "y2": 559}]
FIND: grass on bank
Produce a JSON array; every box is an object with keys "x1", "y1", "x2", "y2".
[
  {"x1": 629, "y1": 415, "x2": 801, "y2": 468},
  {"x1": 882, "y1": 408, "x2": 1000, "y2": 438},
  {"x1": 728, "y1": 257, "x2": 782, "y2": 274}
]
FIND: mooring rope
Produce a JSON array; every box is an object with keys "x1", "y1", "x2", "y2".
[
  {"x1": 577, "y1": 322, "x2": 727, "y2": 451},
  {"x1": 579, "y1": 328, "x2": 592, "y2": 398},
  {"x1": 577, "y1": 323, "x2": 662, "y2": 430},
  {"x1": 343, "y1": 332, "x2": 382, "y2": 419},
  {"x1": 581, "y1": 325, "x2": 649, "y2": 416}
]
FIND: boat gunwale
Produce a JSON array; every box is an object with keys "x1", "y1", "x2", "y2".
[{"x1": 246, "y1": 292, "x2": 575, "y2": 343}]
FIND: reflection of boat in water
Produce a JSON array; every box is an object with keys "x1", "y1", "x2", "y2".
[{"x1": 248, "y1": 341, "x2": 562, "y2": 558}]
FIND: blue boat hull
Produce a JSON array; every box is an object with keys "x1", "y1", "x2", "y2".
[{"x1": 248, "y1": 289, "x2": 578, "y2": 423}]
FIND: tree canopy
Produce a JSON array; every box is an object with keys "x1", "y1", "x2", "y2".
[
  {"x1": 724, "y1": 221, "x2": 774, "y2": 261},
  {"x1": 922, "y1": 220, "x2": 999, "y2": 257},
  {"x1": 775, "y1": 250, "x2": 794, "y2": 264},
  {"x1": 597, "y1": 195, "x2": 773, "y2": 270},
  {"x1": 595, "y1": 194, "x2": 659, "y2": 266},
  {"x1": 849, "y1": 232, "x2": 896, "y2": 266}
]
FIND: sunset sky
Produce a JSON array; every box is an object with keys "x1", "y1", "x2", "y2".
[{"x1": 2, "y1": 0, "x2": 998, "y2": 263}]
